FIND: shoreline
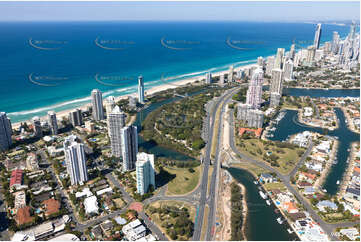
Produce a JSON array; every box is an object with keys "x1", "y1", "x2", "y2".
[{"x1": 11, "y1": 62, "x2": 258, "y2": 129}]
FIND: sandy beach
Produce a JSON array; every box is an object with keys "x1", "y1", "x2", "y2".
[{"x1": 11, "y1": 63, "x2": 258, "y2": 129}]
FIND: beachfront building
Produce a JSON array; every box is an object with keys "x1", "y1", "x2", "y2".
[
  {"x1": 32, "y1": 116, "x2": 43, "y2": 138},
  {"x1": 283, "y1": 59, "x2": 294, "y2": 81},
  {"x1": 332, "y1": 31, "x2": 340, "y2": 54},
  {"x1": 69, "y1": 108, "x2": 83, "y2": 127},
  {"x1": 219, "y1": 73, "x2": 225, "y2": 85},
  {"x1": 266, "y1": 56, "x2": 275, "y2": 75},
  {"x1": 205, "y1": 72, "x2": 212, "y2": 84},
  {"x1": 63, "y1": 135, "x2": 88, "y2": 185},
  {"x1": 257, "y1": 56, "x2": 264, "y2": 68},
  {"x1": 138, "y1": 75, "x2": 145, "y2": 104},
  {"x1": 91, "y1": 89, "x2": 104, "y2": 121},
  {"x1": 306, "y1": 46, "x2": 316, "y2": 64},
  {"x1": 105, "y1": 96, "x2": 116, "y2": 137},
  {"x1": 270, "y1": 92, "x2": 281, "y2": 108},
  {"x1": 313, "y1": 23, "x2": 322, "y2": 49},
  {"x1": 0, "y1": 112, "x2": 12, "y2": 151},
  {"x1": 136, "y1": 152, "x2": 155, "y2": 195},
  {"x1": 47, "y1": 111, "x2": 58, "y2": 135},
  {"x1": 105, "y1": 96, "x2": 116, "y2": 116},
  {"x1": 270, "y1": 68, "x2": 284, "y2": 95},
  {"x1": 289, "y1": 44, "x2": 296, "y2": 60},
  {"x1": 236, "y1": 104, "x2": 264, "y2": 128},
  {"x1": 108, "y1": 106, "x2": 126, "y2": 158},
  {"x1": 246, "y1": 68, "x2": 264, "y2": 109},
  {"x1": 228, "y1": 65, "x2": 234, "y2": 82},
  {"x1": 274, "y1": 48, "x2": 285, "y2": 69},
  {"x1": 120, "y1": 125, "x2": 138, "y2": 171}
]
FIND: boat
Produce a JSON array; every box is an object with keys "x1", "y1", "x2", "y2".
[
  {"x1": 322, "y1": 188, "x2": 327, "y2": 193},
  {"x1": 287, "y1": 228, "x2": 294, "y2": 234},
  {"x1": 253, "y1": 180, "x2": 258, "y2": 185},
  {"x1": 347, "y1": 148, "x2": 351, "y2": 152},
  {"x1": 266, "y1": 200, "x2": 271, "y2": 206},
  {"x1": 259, "y1": 191, "x2": 268, "y2": 199},
  {"x1": 277, "y1": 217, "x2": 283, "y2": 224},
  {"x1": 336, "y1": 180, "x2": 340, "y2": 185},
  {"x1": 274, "y1": 209, "x2": 280, "y2": 213}
]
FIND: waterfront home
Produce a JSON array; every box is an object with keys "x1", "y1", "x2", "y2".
[
  {"x1": 259, "y1": 173, "x2": 274, "y2": 183},
  {"x1": 344, "y1": 188, "x2": 360, "y2": 205},
  {"x1": 303, "y1": 186, "x2": 316, "y2": 195},
  {"x1": 282, "y1": 201, "x2": 299, "y2": 214},
  {"x1": 303, "y1": 107, "x2": 313, "y2": 117},
  {"x1": 316, "y1": 200, "x2": 337, "y2": 212},
  {"x1": 298, "y1": 172, "x2": 317, "y2": 184},
  {"x1": 297, "y1": 181, "x2": 313, "y2": 189}
]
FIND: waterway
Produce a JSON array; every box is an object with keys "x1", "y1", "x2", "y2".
[
  {"x1": 268, "y1": 107, "x2": 359, "y2": 195},
  {"x1": 227, "y1": 167, "x2": 298, "y2": 241},
  {"x1": 134, "y1": 87, "x2": 359, "y2": 240}
]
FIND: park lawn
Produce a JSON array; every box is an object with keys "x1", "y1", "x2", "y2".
[
  {"x1": 232, "y1": 162, "x2": 269, "y2": 177},
  {"x1": 237, "y1": 138, "x2": 305, "y2": 175},
  {"x1": 146, "y1": 200, "x2": 196, "y2": 240},
  {"x1": 165, "y1": 166, "x2": 201, "y2": 196},
  {"x1": 263, "y1": 182, "x2": 287, "y2": 191}
]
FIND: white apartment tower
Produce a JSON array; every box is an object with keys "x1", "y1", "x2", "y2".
[
  {"x1": 246, "y1": 68, "x2": 264, "y2": 109},
  {"x1": 313, "y1": 23, "x2": 322, "y2": 49},
  {"x1": 274, "y1": 48, "x2": 285, "y2": 69},
  {"x1": 270, "y1": 69, "x2": 284, "y2": 94},
  {"x1": 136, "y1": 152, "x2": 155, "y2": 195},
  {"x1": 108, "y1": 106, "x2": 126, "y2": 158},
  {"x1": 91, "y1": 89, "x2": 104, "y2": 121},
  {"x1": 138, "y1": 76, "x2": 145, "y2": 104},
  {"x1": 64, "y1": 135, "x2": 88, "y2": 185}
]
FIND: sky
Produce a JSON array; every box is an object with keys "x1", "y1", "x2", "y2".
[{"x1": 0, "y1": 1, "x2": 359, "y2": 22}]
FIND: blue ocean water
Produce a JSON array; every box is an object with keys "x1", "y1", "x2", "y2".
[{"x1": 0, "y1": 21, "x2": 350, "y2": 123}]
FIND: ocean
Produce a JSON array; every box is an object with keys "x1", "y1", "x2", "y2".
[{"x1": 0, "y1": 21, "x2": 350, "y2": 123}]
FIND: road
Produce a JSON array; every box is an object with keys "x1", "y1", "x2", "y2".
[
  {"x1": 227, "y1": 107, "x2": 359, "y2": 241},
  {"x1": 192, "y1": 87, "x2": 241, "y2": 241},
  {"x1": 105, "y1": 173, "x2": 168, "y2": 241}
]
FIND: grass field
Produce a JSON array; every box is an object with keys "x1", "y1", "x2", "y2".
[
  {"x1": 164, "y1": 166, "x2": 201, "y2": 196},
  {"x1": 237, "y1": 138, "x2": 305, "y2": 175},
  {"x1": 146, "y1": 200, "x2": 196, "y2": 240},
  {"x1": 263, "y1": 182, "x2": 287, "y2": 191},
  {"x1": 231, "y1": 162, "x2": 268, "y2": 177}
]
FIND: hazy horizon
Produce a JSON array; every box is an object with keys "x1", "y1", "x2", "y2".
[{"x1": 0, "y1": 1, "x2": 359, "y2": 22}]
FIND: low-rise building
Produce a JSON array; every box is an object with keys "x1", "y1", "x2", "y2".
[
  {"x1": 84, "y1": 195, "x2": 99, "y2": 214},
  {"x1": 122, "y1": 219, "x2": 147, "y2": 241}
]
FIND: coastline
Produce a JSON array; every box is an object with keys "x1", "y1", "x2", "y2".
[{"x1": 11, "y1": 62, "x2": 258, "y2": 129}]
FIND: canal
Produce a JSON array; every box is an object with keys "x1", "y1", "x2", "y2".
[
  {"x1": 268, "y1": 107, "x2": 359, "y2": 195},
  {"x1": 227, "y1": 167, "x2": 298, "y2": 241}
]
